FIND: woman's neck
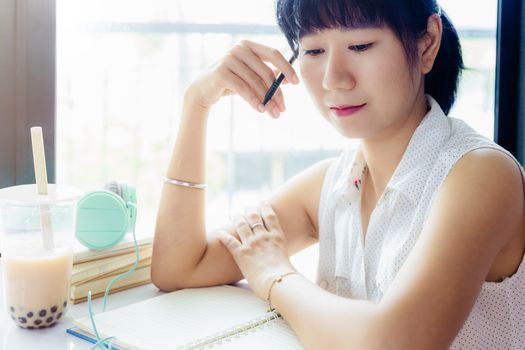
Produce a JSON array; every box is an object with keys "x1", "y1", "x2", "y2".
[{"x1": 360, "y1": 92, "x2": 429, "y2": 202}]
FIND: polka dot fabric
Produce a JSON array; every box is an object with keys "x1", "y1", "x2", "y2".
[{"x1": 317, "y1": 95, "x2": 525, "y2": 349}]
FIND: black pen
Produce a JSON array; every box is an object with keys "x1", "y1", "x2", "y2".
[{"x1": 262, "y1": 54, "x2": 297, "y2": 106}]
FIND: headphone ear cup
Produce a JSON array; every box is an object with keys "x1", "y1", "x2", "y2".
[
  {"x1": 104, "y1": 180, "x2": 137, "y2": 235},
  {"x1": 76, "y1": 190, "x2": 129, "y2": 250}
]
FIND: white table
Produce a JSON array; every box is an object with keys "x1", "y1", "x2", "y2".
[
  {"x1": 0, "y1": 259, "x2": 163, "y2": 350},
  {"x1": 0, "y1": 244, "x2": 318, "y2": 349}
]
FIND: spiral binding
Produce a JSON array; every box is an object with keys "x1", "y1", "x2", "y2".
[{"x1": 181, "y1": 310, "x2": 281, "y2": 349}]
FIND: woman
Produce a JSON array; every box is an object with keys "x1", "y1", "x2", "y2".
[{"x1": 152, "y1": 0, "x2": 525, "y2": 348}]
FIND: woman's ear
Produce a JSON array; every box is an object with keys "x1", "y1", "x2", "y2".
[{"x1": 419, "y1": 14, "x2": 443, "y2": 74}]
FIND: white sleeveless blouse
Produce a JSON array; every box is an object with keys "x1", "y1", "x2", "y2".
[{"x1": 317, "y1": 95, "x2": 525, "y2": 349}]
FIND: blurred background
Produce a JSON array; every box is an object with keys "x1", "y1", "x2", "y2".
[{"x1": 55, "y1": 0, "x2": 499, "y2": 239}]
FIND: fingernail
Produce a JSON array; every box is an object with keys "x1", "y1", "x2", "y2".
[
  {"x1": 293, "y1": 74, "x2": 300, "y2": 84},
  {"x1": 258, "y1": 104, "x2": 265, "y2": 112},
  {"x1": 272, "y1": 107, "x2": 280, "y2": 118}
]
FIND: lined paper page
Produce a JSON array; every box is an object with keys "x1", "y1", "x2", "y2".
[{"x1": 73, "y1": 285, "x2": 303, "y2": 349}]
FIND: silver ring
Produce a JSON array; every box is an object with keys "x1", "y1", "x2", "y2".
[{"x1": 249, "y1": 222, "x2": 264, "y2": 230}]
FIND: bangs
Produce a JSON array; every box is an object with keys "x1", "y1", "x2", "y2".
[{"x1": 276, "y1": 0, "x2": 392, "y2": 52}]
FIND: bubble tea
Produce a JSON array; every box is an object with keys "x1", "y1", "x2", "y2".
[{"x1": 0, "y1": 184, "x2": 82, "y2": 329}]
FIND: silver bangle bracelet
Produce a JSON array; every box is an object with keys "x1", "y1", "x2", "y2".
[{"x1": 162, "y1": 176, "x2": 207, "y2": 190}]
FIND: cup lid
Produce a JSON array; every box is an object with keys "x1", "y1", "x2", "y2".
[{"x1": 0, "y1": 184, "x2": 83, "y2": 205}]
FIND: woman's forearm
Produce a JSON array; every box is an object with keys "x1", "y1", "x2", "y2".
[
  {"x1": 270, "y1": 274, "x2": 381, "y2": 350},
  {"x1": 152, "y1": 90, "x2": 211, "y2": 291},
  {"x1": 151, "y1": 40, "x2": 296, "y2": 291}
]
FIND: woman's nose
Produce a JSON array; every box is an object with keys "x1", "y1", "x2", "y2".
[{"x1": 322, "y1": 53, "x2": 356, "y2": 91}]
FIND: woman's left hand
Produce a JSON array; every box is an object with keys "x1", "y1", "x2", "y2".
[{"x1": 217, "y1": 202, "x2": 297, "y2": 300}]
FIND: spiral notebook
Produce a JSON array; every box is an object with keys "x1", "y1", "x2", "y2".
[{"x1": 68, "y1": 285, "x2": 304, "y2": 349}]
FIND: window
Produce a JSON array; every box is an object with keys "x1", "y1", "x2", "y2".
[
  {"x1": 55, "y1": 0, "x2": 500, "y2": 237},
  {"x1": 439, "y1": 0, "x2": 498, "y2": 137}
]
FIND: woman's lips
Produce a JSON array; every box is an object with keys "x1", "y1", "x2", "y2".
[{"x1": 330, "y1": 103, "x2": 366, "y2": 117}]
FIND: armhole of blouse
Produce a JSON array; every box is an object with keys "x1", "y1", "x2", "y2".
[
  {"x1": 433, "y1": 145, "x2": 525, "y2": 288},
  {"x1": 430, "y1": 145, "x2": 525, "y2": 211}
]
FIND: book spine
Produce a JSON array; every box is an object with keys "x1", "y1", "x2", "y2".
[
  {"x1": 69, "y1": 280, "x2": 152, "y2": 304},
  {"x1": 182, "y1": 311, "x2": 281, "y2": 350},
  {"x1": 72, "y1": 256, "x2": 137, "y2": 285},
  {"x1": 72, "y1": 251, "x2": 151, "y2": 285},
  {"x1": 70, "y1": 266, "x2": 151, "y2": 301},
  {"x1": 73, "y1": 240, "x2": 153, "y2": 264}
]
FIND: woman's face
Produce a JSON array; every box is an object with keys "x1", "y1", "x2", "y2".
[{"x1": 298, "y1": 26, "x2": 425, "y2": 140}]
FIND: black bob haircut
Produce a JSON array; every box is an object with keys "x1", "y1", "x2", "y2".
[{"x1": 275, "y1": 0, "x2": 464, "y2": 115}]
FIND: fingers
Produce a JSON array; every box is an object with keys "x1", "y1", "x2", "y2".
[
  {"x1": 232, "y1": 215, "x2": 254, "y2": 243},
  {"x1": 271, "y1": 68, "x2": 294, "y2": 85},
  {"x1": 218, "y1": 65, "x2": 264, "y2": 113},
  {"x1": 244, "y1": 207, "x2": 266, "y2": 232},
  {"x1": 259, "y1": 202, "x2": 282, "y2": 232},
  {"x1": 225, "y1": 40, "x2": 299, "y2": 118},
  {"x1": 244, "y1": 41, "x2": 299, "y2": 85},
  {"x1": 224, "y1": 55, "x2": 283, "y2": 117},
  {"x1": 232, "y1": 47, "x2": 286, "y2": 113},
  {"x1": 223, "y1": 204, "x2": 281, "y2": 252},
  {"x1": 217, "y1": 230, "x2": 242, "y2": 253}
]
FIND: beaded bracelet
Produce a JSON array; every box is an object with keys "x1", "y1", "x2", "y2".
[{"x1": 266, "y1": 272, "x2": 299, "y2": 312}]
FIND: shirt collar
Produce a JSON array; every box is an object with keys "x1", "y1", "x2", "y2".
[
  {"x1": 333, "y1": 95, "x2": 451, "y2": 205},
  {"x1": 333, "y1": 146, "x2": 367, "y2": 205}
]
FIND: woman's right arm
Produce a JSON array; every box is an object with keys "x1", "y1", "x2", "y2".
[{"x1": 151, "y1": 40, "x2": 325, "y2": 292}]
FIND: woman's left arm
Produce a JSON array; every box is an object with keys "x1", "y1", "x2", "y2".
[{"x1": 219, "y1": 148, "x2": 524, "y2": 350}]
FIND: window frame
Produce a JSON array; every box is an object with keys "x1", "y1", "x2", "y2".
[
  {"x1": 0, "y1": 0, "x2": 56, "y2": 188},
  {"x1": 495, "y1": 0, "x2": 523, "y2": 164}
]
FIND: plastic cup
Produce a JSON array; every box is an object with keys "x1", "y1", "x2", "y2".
[{"x1": 0, "y1": 184, "x2": 83, "y2": 329}]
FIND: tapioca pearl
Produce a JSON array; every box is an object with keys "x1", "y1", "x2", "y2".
[
  {"x1": 27, "y1": 326, "x2": 35, "y2": 330},
  {"x1": 27, "y1": 311, "x2": 34, "y2": 318},
  {"x1": 18, "y1": 317, "x2": 27, "y2": 324},
  {"x1": 51, "y1": 305, "x2": 58, "y2": 313},
  {"x1": 56, "y1": 312, "x2": 63, "y2": 320},
  {"x1": 46, "y1": 316, "x2": 54, "y2": 323},
  {"x1": 63, "y1": 300, "x2": 68, "y2": 308},
  {"x1": 38, "y1": 325, "x2": 46, "y2": 329},
  {"x1": 39, "y1": 309, "x2": 47, "y2": 317},
  {"x1": 9, "y1": 306, "x2": 15, "y2": 313},
  {"x1": 34, "y1": 319, "x2": 42, "y2": 325}
]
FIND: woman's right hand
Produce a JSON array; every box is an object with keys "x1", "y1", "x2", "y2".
[{"x1": 185, "y1": 40, "x2": 300, "y2": 119}]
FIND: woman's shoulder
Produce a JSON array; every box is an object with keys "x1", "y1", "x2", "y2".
[
  {"x1": 436, "y1": 116, "x2": 524, "y2": 192},
  {"x1": 445, "y1": 117, "x2": 494, "y2": 148},
  {"x1": 438, "y1": 146, "x2": 524, "y2": 230},
  {"x1": 437, "y1": 117, "x2": 521, "y2": 168},
  {"x1": 453, "y1": 147, "x2": 524, "y2": 182}
]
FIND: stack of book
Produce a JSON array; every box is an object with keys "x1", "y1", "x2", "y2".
[{"x1": 70, "y1": 236, "x2": 153, "y2": 304}]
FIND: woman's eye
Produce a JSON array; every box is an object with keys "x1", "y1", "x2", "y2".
[
  {"x1": 349, "y1": 43, "x2": 373, "y2": 52},
  {"x1": 303, "y1": 49, "x2": 324, "y2": 56}
]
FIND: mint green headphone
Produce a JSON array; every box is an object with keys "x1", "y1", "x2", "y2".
[{"x1": 75, "y1": 181, "x2": 137, "y2": 251}]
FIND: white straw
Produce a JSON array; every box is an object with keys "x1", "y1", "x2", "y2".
[{"x1": 30, "y1": 126, "x2": 54, "y2": 250}]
